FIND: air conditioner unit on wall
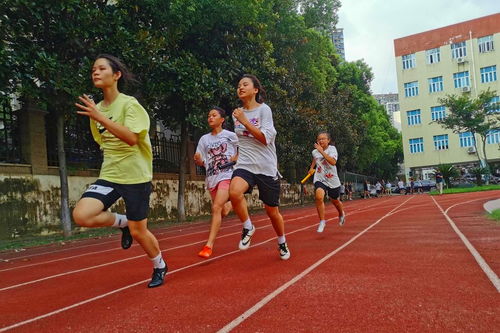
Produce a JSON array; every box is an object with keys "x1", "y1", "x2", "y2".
[
  {"x1": 457, "y1": 57, "x2": 466, "y2": 63},
  {"x1": 462, "y1": 86, "x2": 471, "y2": 93},
  {"x1": 467, "y1": 146, "x2": 476, "y2": 154}
]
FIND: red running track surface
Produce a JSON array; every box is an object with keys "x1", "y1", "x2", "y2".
[{"x1": 0, "y1": 191, "x2": 499, "y2": 332}]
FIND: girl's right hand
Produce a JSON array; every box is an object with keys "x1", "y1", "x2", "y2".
[{"x1": 194, "y1": 152, "x2": 203, "y2": 165}]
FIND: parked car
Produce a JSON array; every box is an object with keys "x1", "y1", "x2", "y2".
[{"x1": 419, "y1": 179, "x2": 436, "y2": 191}]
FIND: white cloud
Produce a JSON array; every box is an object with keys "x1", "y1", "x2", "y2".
[{"x1": 338, "y1": 1, "x2": 500, "y2": 94}]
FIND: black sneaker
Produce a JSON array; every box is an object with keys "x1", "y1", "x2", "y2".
[
  {"x1": 279, "y1": 242, "x2": 291, "y2": 260},
  {"x1": 120, "y1": 226, "x2": 133, "y2": 249},
  {"x1": 147, "y1": 265, "x2": 167, "y2": 288}
]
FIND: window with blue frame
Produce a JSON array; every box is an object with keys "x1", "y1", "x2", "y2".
[
  {"x1": 451, "y1": 41, "x2": 466, "y2": 58},
  {"x1": 407, "y1": 109, "x2": 421, "y2": 125},
  {"x1": 431, "y1": 106, "x2": 446, "y2": 121},
  {"x1": 480, "y1": 65, "x2": 497, "y2": 83},
  {"x1": 488, "y1": 96, "x2": 500, "y2": 113},
  {"x1": 409, "y1": 138, "x2": 424, "y2": 153},
  {"x1": 433, "y1": 134, "x2": 449, "y2": 150},
  {"x1": 459, "y1": 132, "x2": 475, "y2": 147},
  {"x1": 426, "y1": 48, "x2": 440, "y2": 64},
  {"x1": 478, "y1": 35, "x2": 494, "y2": 53},
  {"x1": 486, "y1": 130, "x2": 500, "y2": 144},
  {"x1": 453, "y1": 71, "x2": 470, "y2": 88},
  {"x1": 428, "y1": 76, "x2": 443, "y2": 93},
  {"x1": 404, "y1": 81, "x2": 419, "y2": 97},
  {"x1": 402, "y1": 54, "x2": 416, "y2": 69}
]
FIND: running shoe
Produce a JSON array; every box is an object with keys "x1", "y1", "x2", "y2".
[
  {"x1": 147, "y1": 265, "x2": 168, "y2": 288},
  {"x1": 279, "y1": 242, "x2": 291, "y2": 260},
  {"x1": 238, "y1": 225, "x2": 255, "y2": 250},
  {"x1": 317, "y1": 221, "x2": 326, "y2": 233},
  {"x1": 120, "y1": 226, "x2": 133, "y2": 249},
  {"x1": 339, "y1": 215, "x2": 346, "y2": 226},
  {"x1": 198, "y1": 245, "x2": 212, "y2": 258}
]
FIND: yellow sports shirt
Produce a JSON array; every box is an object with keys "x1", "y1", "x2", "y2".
[{"x1": 90, "y1": 93, "x2": 153, "y2": 184}]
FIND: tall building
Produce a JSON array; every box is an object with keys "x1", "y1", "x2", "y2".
[
  {"x1": 374, "y1": 93, "x2": 401, "y2": 132},
  {"x1": 394, "y1": 13, "x2": 500, "y2": 180},
  {"x1": 331, "y1": 28, "x2": 345, "y2": 60}
]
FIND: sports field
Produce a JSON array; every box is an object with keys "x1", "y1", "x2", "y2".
[{"x1": 1, "y1": 191, "x2": 499, "y2": 332}]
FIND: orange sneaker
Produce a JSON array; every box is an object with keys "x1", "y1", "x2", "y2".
[{"x1": 198, "y1": 245, "x2": 212, "y2": 258}]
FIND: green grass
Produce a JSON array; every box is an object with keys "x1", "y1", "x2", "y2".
[
  {"x1": 488, "y1": 209, "x2": 500, "y2": 222},
  {"x1": 430, "y1": 184, "x2": 500, "y2": 195}
]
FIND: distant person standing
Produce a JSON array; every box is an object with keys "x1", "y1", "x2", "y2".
[
  {"x1": 435, "y1": 171, "x2": 444, "y2": 195},
  {"x1": 385, "y1": 181, "x2": 392, "y2": 195}
]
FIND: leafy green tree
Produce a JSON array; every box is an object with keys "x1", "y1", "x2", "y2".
[
  {"x1": 436, "y1": 89, "x2": 500, "y2": 170},
  {"x1": 436, "y1": 164, "x2": 459, "y2": 188}
]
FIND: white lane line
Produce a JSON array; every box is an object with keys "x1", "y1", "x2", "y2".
[
  {"x1": 431, "y1": 196, "x2": 500, "y2": 293},
  {"x1": 0, "y1": 199, "x2": 400, "y2": 331},
  {"x1": 216, "y1": 197, "x2": 414, "y2": 333},
  {"x1": 0, "y1": 213, "x2": 330, "y2": 332},
  {"x1": 0, "y1": 199, "x2": 389, "y2": 272},
  {"x1": 0, "y1": 213, "x2": 318, "y2": 291}
]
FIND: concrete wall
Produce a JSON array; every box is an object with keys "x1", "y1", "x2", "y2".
[{"x1": 0, "y1": 173, "x2": 312, "y2": 239}]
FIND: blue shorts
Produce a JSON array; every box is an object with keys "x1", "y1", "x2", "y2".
[{"x1": 81, "y1": 179, "x2": 152, "y2": 221}]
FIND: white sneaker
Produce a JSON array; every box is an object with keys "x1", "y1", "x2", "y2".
[
  {"x1": 238, "y1": 225, "x2": 255, "y2": 250},
  {"x1": 317, "y1": 221, "x2": 326, "y2": 233},
  {"x1": 339, "y1": 215, "x2": 346, "y2": 226},
  {"x1": 279, "y1": 242, "x2": 291, "y2": 260}
]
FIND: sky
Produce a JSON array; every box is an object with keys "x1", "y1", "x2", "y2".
[{"x1": 338, "y1": 0, "x2": 500, "y2": 94}]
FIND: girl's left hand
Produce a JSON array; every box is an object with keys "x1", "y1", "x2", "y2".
[{"x1": 75, "y1": 95, "x2": 103, "y2": 122}]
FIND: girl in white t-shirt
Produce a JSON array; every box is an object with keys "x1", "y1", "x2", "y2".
[
  {"x1": 308, "y1": 132, "x2": 345, "y2": 233},
  {"x1": 194, "y1": 107, "x2": 238, "y2": 258},
  {"x1": 230, "y1": 74, "x2": 290, "y2": 260}
]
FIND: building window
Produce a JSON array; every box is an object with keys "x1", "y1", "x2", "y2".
[
  {"x1": 428, "y1": 76, "x2": 443, "y2": 93},
  {"x1": 453, "y1": 71, "x2": 470, "y2": 88},
  {"x1": 451, "y1": 41, "x2": 466, "y2": 59},
  {"x1": 409, "y1": 138, "x2": 424, "y2": 153},
  {"x1": 486, "y1": 130, "x2": 500, "y2": 144},
  {"x1": 478, "y1": 35, "x2": 494, "y2": 53},
  {"x1": 402, "y1": 53, "x2": 416, "y2": 69},
  {"x1": 404, "y1": 81, "x2": 419, "y2": 97},
  {"x1": 407, "y1": 109, "x2": 421, "y2": 126},
  {"x1": 459, "y1": 132, "x2": 475, "y2": 147},
  {"x1": 488, "y1": 96, "x2": 500, "y2": 113},
  {"x1": 433, "y1": 134, "x2": 449, "y2": 150},
  {"x1": 480, "y1": 65, "x2": 497, "y2": 83},
  {"x1": 431, "y1": 106, "x2": 446, "y2": 121},
  {"x1": 426, "y1": 47, "x2": 440, "y2": 64}
]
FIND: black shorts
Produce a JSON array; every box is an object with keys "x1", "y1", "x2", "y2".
[
  {"x1": 232, "y1": 168, "x2": 280, "y2": 207},
  {"x1": 314, "y1": 181, "x2": 341, "y2": 200},
  {"x1": 81, "y1": 179, "x2": 152, "y2": 221}
]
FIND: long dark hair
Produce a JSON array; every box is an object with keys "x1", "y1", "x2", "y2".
[
  {"x1": 211, "y1": 106, "x2": 227, "y2": 129},
  {"x1": 241, "y1": 74, "x2": 266, "y2": 103},
  {"x1": 95, "y1": 54, "x2": 136, "y2": 90}
]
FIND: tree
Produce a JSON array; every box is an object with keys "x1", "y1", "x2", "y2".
[
  {"x1": 436, "y1": 164, "x2": 459, "y2": 188},
  {"x1": 436, "y1": 89, "x2": 500, "y2": 170}
]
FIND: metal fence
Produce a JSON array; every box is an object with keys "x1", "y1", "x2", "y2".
[
  {"x1": 46, "y1": 114, "x2": 103, "y2": 169},
  {"x1": 0, "y1": 100, "x2": 23, "y2": 164},
  {"x1": 151, "y1": 132, "x2": 181, "y2": 173}
]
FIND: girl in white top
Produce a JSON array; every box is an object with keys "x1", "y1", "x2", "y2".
[
  {"x1": 308, "y1": 132, "x2": 345, "y2": 233},
  {"x1": 230, "y1": 74, "x2": 290, "y2": 260},
  {"x1": 194, "y1": 107, "x2": 238, "y2": 258}
]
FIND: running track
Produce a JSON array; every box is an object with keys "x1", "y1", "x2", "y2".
[{"x1": 0, "y1": 191, "x2": 499, "y2": 332}]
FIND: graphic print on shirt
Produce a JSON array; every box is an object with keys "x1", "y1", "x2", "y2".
[
  {"x1": 234, "y1": 117, "x2": 260, "y2": 137},
  {"x1": 206, "y1": 141, "x2": 230, "y2": 177},
  {"x1": 321, "y1": 159, "x2": 334, "y2": 179}
]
